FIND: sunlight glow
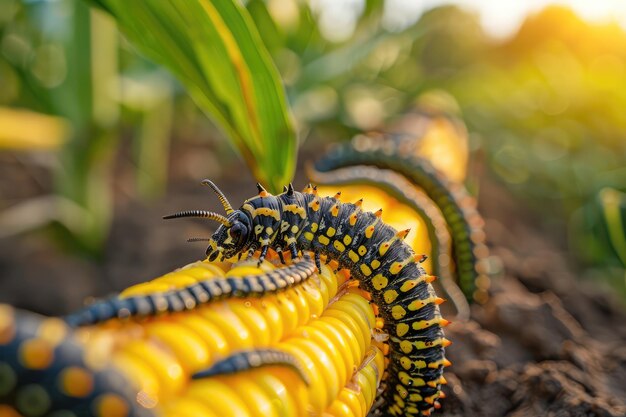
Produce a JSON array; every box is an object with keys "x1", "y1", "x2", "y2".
[{"x1": 383, "y1": 0, "x2": 626, "y2": 38}]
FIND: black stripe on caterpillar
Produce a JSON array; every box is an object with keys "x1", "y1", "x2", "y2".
[
  {"x1": 313, "y1": 138, "x2": 490, "y2": 303},
  {"x1": 192, "y1": 348, "x2": 310, "y2": 385},
  {"x1": 308, "y1": 164, "x2": 470, "y2": 321},
  {"x1": 0, "y1": 305, "x2": 154, "y2": 417},
  {"x1": 64, "y1": 255, "x2": 315, "y2": 327},
  {"x1": 167, "y1": 180, "x2": 450, "y2": 416}
]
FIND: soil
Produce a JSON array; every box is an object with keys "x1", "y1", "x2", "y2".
[{"x1": 0, "y1": 150, "x2": 625, "y2": 417}]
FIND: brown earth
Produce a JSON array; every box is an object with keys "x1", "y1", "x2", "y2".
[{"x1": 0, "y1": 151, "x2": 625, "y2": 417}]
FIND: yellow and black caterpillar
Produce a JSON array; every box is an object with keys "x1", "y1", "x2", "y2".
[
  {"x1": 64, "y1": 255, "x2": 316, "y2": 327},
  {"x1": 164, "y1": 181, "x2": 449, "y2": 416}
]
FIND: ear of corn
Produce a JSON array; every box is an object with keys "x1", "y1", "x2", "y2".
[{"x1": 0, "y1": 255, "x2": 394, "y2": 417}]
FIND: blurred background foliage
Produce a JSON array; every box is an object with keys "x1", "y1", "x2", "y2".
[{"x1": 0, "y1": 0, "x2": 624, "y2": 296}]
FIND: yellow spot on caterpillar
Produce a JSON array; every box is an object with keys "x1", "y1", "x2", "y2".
[
  {"x1": 95, "y1": 393, "x2": 129, "y2": 417},
  {"x1": 19, "y1": 339, "x2": 53, "y2": 369},
  {"x1": 428, "y1": 358, "x2": 448, "y2": 369},
  {"x1": 290, "y1": 225, "x2": 299, "y2": 234},
  {"x1": 348, "y1": 250, "x2": 359, "y2": 263},
  {"x1": 343, "y1": 235, "x2": 352, "y2": 245},
  {"x1": 396, "y1": 384, "x2": 408, "y2": 398},
  {"x1": 360, "y1": 264, "x2": 372, "y2": 276},
  {"x1": 281, "y1": 221, "x2": 290, "y2": 232},
  {"x1": 304, "y1": 232, "x2": 314, "y2": 241},
  {"x1": 308, "y1": 200, "x2": 320, "y2": 212},
  {"x1": 372, "y1": 274, "x2": 388, "y2": 290},
  {"x1": 357, "y1": 245, "x2": 367, "y2": 256},
  {"x1": 391, "y1": 305, "x2": 406, "y2": 320},
  {"x1": 354, "y1": 199, "x2": 363, "y2": 208},
  {"x1": 379, "y1": 241, "x2": 392, "y2": 256},
  {"x1": 371, "y1": 259, "x2": 380, "y2": 269},
  {"x1": 412, "y1": 320, "x2": 435, "y2": 330},
  {"x1": 400, "y1": 357, "x2": 412, "y2": 370},
  {"x1": 390, "y1": 258, "x2": 411, "y2": 274},
  {"x1": 400, "y1": 279, "x2": 420, "y2": 292},
  {"x1": 400, "y1": 340, "x2": 413, "y2": 353},
  {"x1": 409, "y1": 393, "x2": 423, "y2": 402},
  {"x1": 349, "y1": 213, "x2": 358, "y2": 226},
  {"x1": 254, "y1": 225, "x2": 264, "y2": 235},
  {"x1": 365, "y1": 225, "x2": 375, "y2": 238},
  {"x1": 384, "y1": 289, "x2": 398, "y2": 304},
  {"x1": 256, "y1": 207, "x2": 279, "y2": 219},
  {"x1": 331, "y1": 204, "x2": 339, "y2": 217},
  {"x1": 311, "y1": 223, "x2": 318, "y2": 232},
  {"x1": 283, "y1": 204, "x2": 306, "y2": 218},
  {"x1": 414, "y1": 359, "x2": 427, "y2": 369},
  {"x1": 265, "y1": 227, "x2": 273, "y2": 235},
  {"x1": 333, "y1": 241, "x2": 346, "y2": 252},
  {"x1": 244, "y1": 204, "x2": 281, "y2": 221},
  {"x1": 326, "y1": 227, "x2": 336, "y2": 237},
  {"x1": 393, "y1": 395, "x2": 405, "y2": 408},
  {"x1": 259, "y1": 190, "x2": 269, "y2": 198},
  {"x1": 374, "y1": 208, "x2": 383, "y2": 218},
  {"x1": 408, "y1": 297, "x2": 431, "y2": 311},
  {"x1": 318, "y1": 235, "x2": 330, "y2": 245},
  {"x1": 60, "y1": 366, "x2": 93, "y2": 398},
  {"x1": 396, "y1": 323, "x2": 409, "y2": 337}
]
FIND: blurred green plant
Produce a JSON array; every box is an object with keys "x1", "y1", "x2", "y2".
[
  {"x1": 86, "y1": 0, "x2": 297, "y2": 194},
  {"x1": 0, "y1": 0, "x2": 176, "y2": 254}
]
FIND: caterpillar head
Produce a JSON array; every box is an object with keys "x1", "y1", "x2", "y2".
[
  {"x1": 206, "y1": 210, "x2": 252, "y2": 261},
  {"x1": 164, "y1": 179, "x2": 251, "y2": 262}
]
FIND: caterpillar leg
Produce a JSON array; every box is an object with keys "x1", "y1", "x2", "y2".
[
  {"x1": 314, "y1": 251, "x2": 322, "y2": 272},
  {"x1": 191, "y1": 348, "x2": 310, "y2": 385},
  {"x1": 276, "y1": 247, "x2": 286, "y2": 264},
  {"x1": 289, "y1": 243, "x2": 298, "y2": 259},
  {"x1": 258, "y1": 244, "x2": 270, "y2": 266}
]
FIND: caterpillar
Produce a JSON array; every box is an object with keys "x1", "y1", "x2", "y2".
[
  {"x1": 165, "y1": 180, "x2": 450, "y2": 416},
  {"x1": 312, "y1": 135, "x2": 490, "y2": 303},
  {"x1": 64, "y1": 254, "x2": 316, "y2": 327}
]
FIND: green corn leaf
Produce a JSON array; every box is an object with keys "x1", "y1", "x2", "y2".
[{"x1": 86, "y1": 0, "x2": 296, "y2": 193}]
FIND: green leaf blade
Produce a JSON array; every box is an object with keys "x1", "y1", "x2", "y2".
[{"x1": 91, "y1": 0, "x2": 296, "y2": 193}]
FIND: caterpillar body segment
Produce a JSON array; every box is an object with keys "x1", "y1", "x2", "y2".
[
  {"x1": 192, "y1": 348, "x2": 310, "y2": 385},
  {"x1": 169, "y1": 182, "x2": 449, "y2": 416},
  {"x1": 314, "y1": 140, "x2": 490, "y2": 303},
  {"x1": 0, "y1": 305, "x2": 151, "y2": 417},
  {"x1": 64, "y1": 255, "x2": 316, "y2": 327}
]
